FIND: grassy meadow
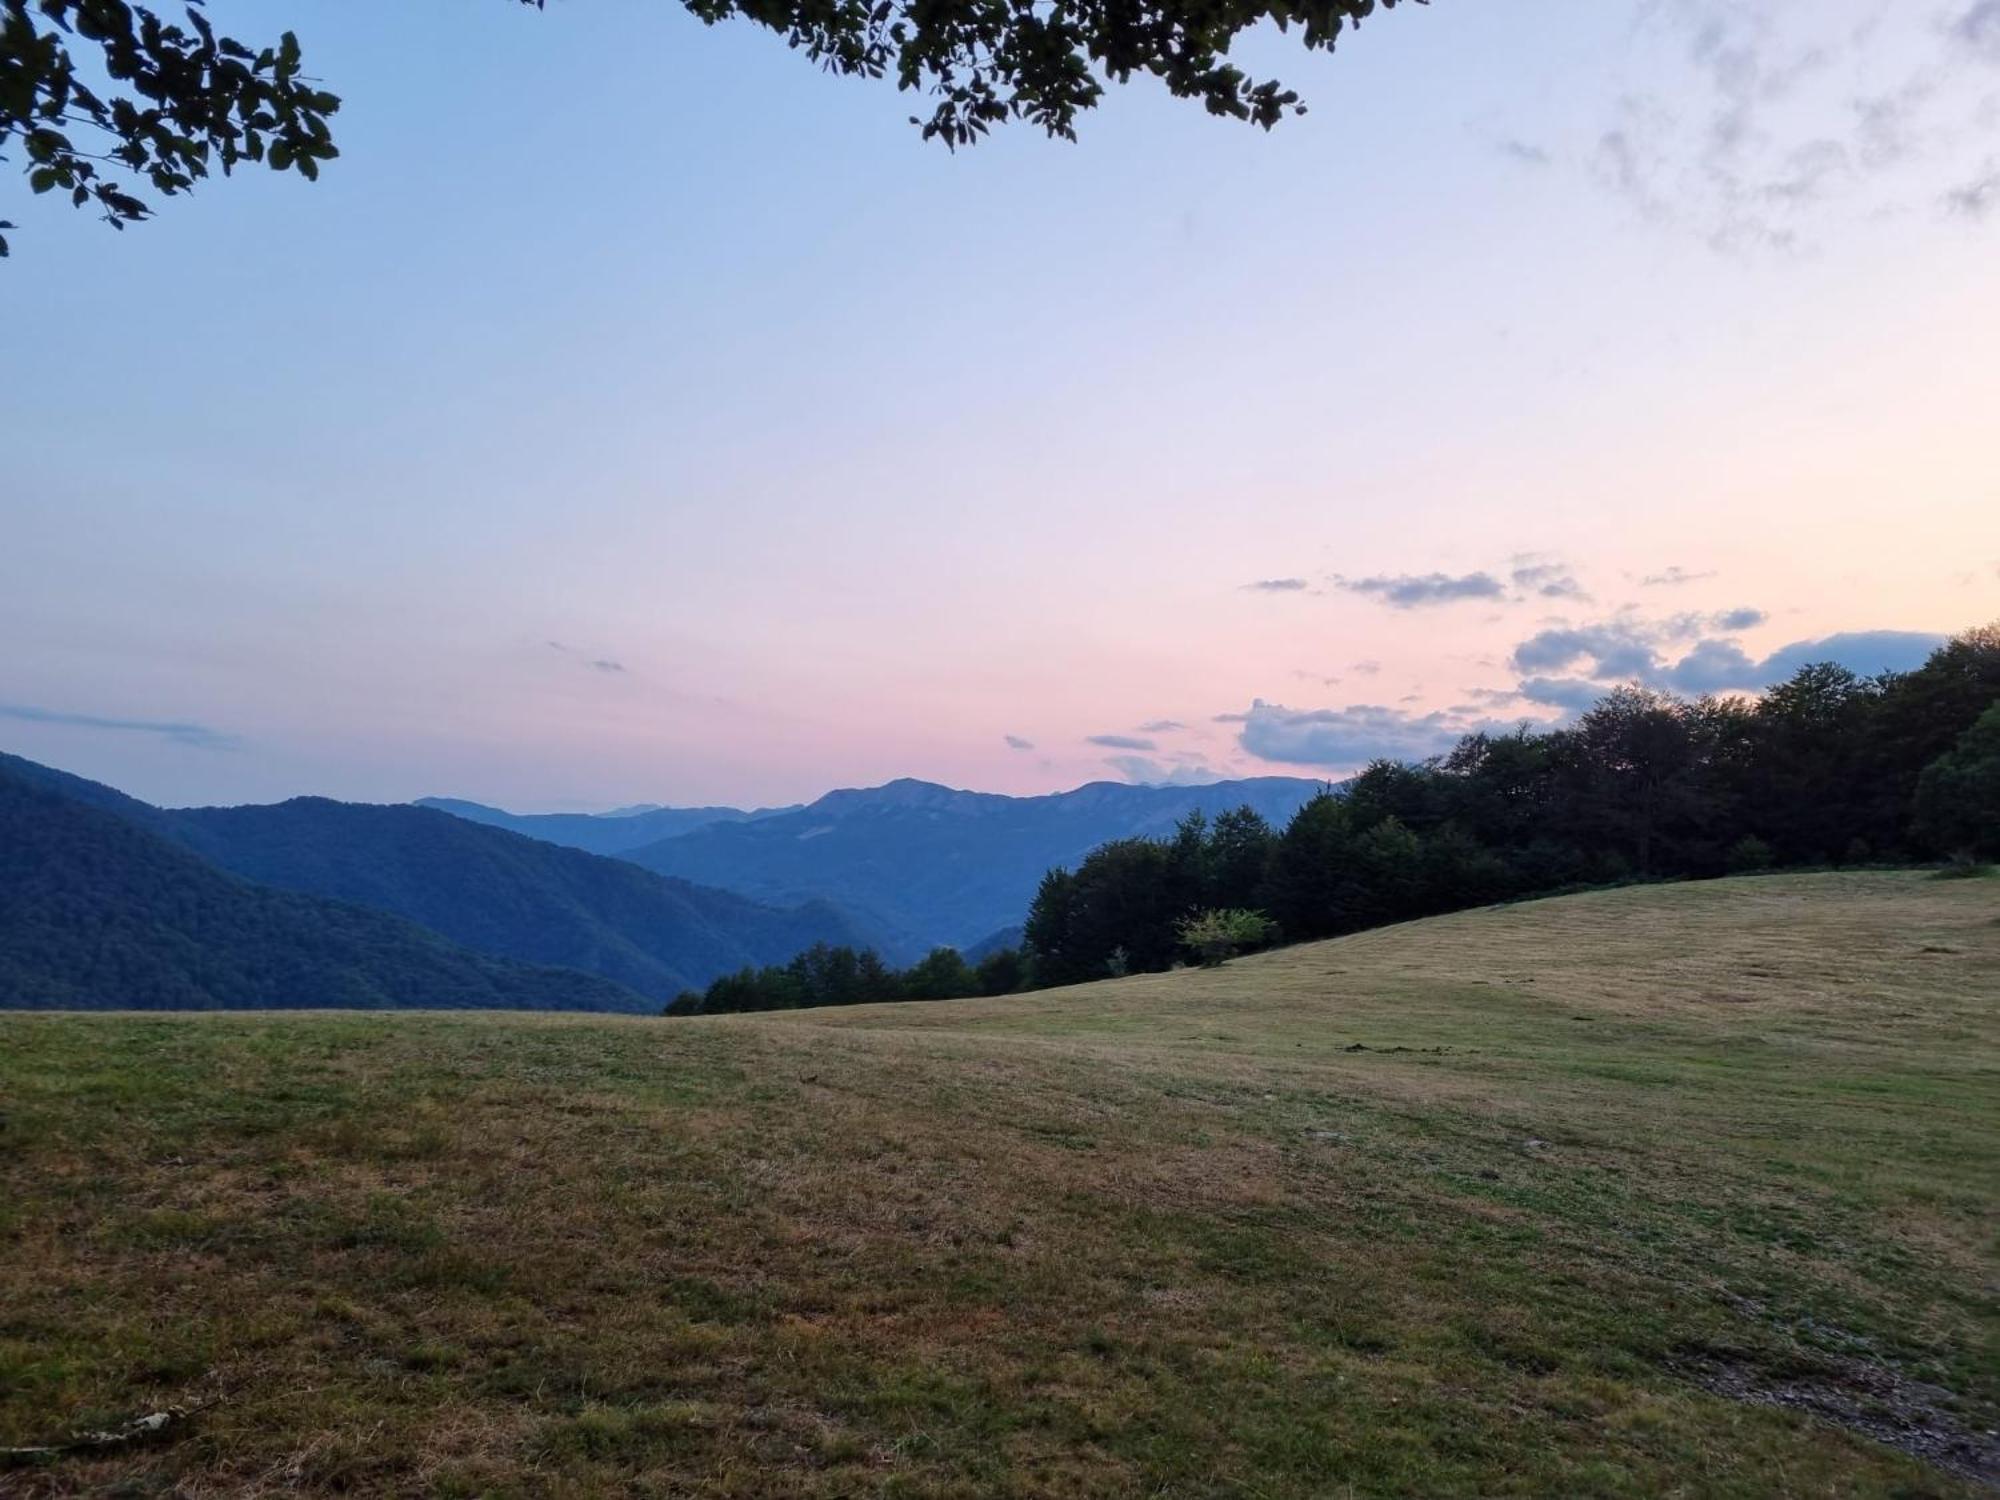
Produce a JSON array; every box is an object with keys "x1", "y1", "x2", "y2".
[{"x1": 1, "y1": 871, "x2": 1996, "y2": 1496}]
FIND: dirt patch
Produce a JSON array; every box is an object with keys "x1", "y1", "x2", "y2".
[{"x1": 1676, "y1": 1343, "x2": 2000, "y2": 1490}]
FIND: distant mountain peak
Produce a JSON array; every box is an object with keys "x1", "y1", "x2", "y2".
[
  {"x1": 623, "y1": 772, "x2": 1331, "y2": 959},
  {"x1": 805, "y1": 779, "x2": 999, "y2": 817}
]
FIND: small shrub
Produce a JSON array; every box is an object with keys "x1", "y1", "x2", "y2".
[
  {"x1": 1933, "y1": 853, "x2": 1995, "y2": 881},
  {"x1": 1176, "y1": 908, "x2": 1276, "y2": 967},
  {"x1": 1725, "y1": 836, "x2": 1775, "y2": 874}
]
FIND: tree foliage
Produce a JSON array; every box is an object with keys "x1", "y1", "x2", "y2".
[
  {"x1": 1020, "y1": 623, "x2": 2000, "y2": 980},
  {"x1": 0, "y1": 0, "x2": 341, "y2": 253},
  {"x1": 1913, "y1": 701, "x2": 2000, "y2": 858},
  {"x1": 1176, "y1": 907, "x2": 1274, "y2": 966},
  {"x1": 670, "y1": 938, "x2": 1018, "y2": 1013},
  {"x1": 2, "y1": 0, "x2": 1414, "y2": 252}
]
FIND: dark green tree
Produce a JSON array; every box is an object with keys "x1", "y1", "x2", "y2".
[
  {"x1": 1022, "y1": 866, "x2": 1087, "y2": 987},
  {"x1": 855, "y1": 947, "x2": 901, "y2": 1003},
  {"x1": 974, "y1": 945, "x2": 1027, "y2": 996},
  {"x1": 789, "y1": 941, "x2": 865, "y2": 1006},
  {"x1": 1262, "y1": 789, "x2": 1352, "y2": 941},
  {"x1": 1863, "y1": 624, "x2": 2000, "y2": 843},
  {"x1": 1742, "y1": 664, "x2": 1878, "y2": 864},
  {"x1": 1912, "y1": 702, "x2": 2000, "y2": 858},
  {"x1": 1556, "y1": 687, "x2": 1704, "y2": 876},
  {"x1": 1204, "y1": 805, "x2": 1277, "y2": 910},
  {"x1": 901, "y1": 946, "x2": 976, "y2": 1000}
]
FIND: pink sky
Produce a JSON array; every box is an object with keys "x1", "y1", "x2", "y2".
[{"x1": 3, "y1": 0, "x2": 1997, "y2": 807}]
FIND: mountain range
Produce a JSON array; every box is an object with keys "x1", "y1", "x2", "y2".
[
  {"x1": 0, "y1": 754, "x2": 863, "y2": 1009},
  {"x1": 1, "y1": 750, "x2": 1331, "y2": 1010},
  {"x1": 602, "y1": 775, "x2": 1329, "y2": 958},
  {"x1": 0, "y1": 764, "x2": 636, "y2": 1011},
  {"x1": 410, "y1": 797, "x2": 796, "y2": 857}
]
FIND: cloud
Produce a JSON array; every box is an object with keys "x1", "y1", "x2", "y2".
[
  {"x1": 1087, "y1": 733, "x2": 1157, "y2": 751},
  {"x1": 1210, "y1": 711, "x2": 1250, "y2": 724},
  {"x1": 1655, "y1": 607, "x2": 1770, "y2": 638},
  {"x1": 1003, "y1": 734, "x2": 1035, "y2": 751},
  {"x1": 1511, "y1": 622, "x2": 1661, "y2": 680},
  {"x1": 1509, "y1": 557, "x2": 1590, "y2": 601},
  {"x1": 1712, "y1": 606, "x2": 1768, "y2": 630},
  {"x1": 1756, "y1": 629, "x2": 1946, "y2": 681},
  {"x1": 1761, "y1": 138, "x2": 1852, "y2": 205},
  {"x1": 1496, "y1": 137, "x2": 1553, "y2": 167},
  {"x1": 1510, "y1": 611, "x2": 1935, "y2": 695},
  {"x1": 1954, "y1": 1, "x2": 2000, "y2": 63},
  {"x1": 1561, "y1": 2, "x2": 2000, "y2": 251},
  {"x1": 1647, "y1": 629, "x2": 1944, "y2": 693},
  {"x1": 0, "y1": 702, "x2": 238, "y2": 750},
  {"x1": 1656, "y1": 638, "x2": 1763, "y2": 694},
  {"x1": 1101, "y1": 754, "x2": 1222, "y2": 787},
  {"x1": 1594, "y1": 117, "x2": 1663, "y2": 218},
  {"x1": 1945, "y1": 158, "x2": 2000, "y2": 218},
  {"x1": 1242, "y1": 577, "x2": 1309, "y2": 593},
  {"x1": 1238, "y1": 622, "x2": 1947, "y2": 774},
  {"x1": 1332, "y1": 555, "x2": 1589, "y2": 609},
  {"x1": 1521, "y1": 623, "x2": 1941, "y2": 696},
  {"x1": 1514, "y1": 677, "x2": 1607, "y2": 714},
  {"x1": 548, "y1": 640, "x2": 626, "y2": 674},
  {"x1": 1136, "y1": 719, "x2": 1185, "y2": 734},
  {"x1": 1640, "y1": 566, "x2": 1715, "y2": 587},
  {"x1": 1235, "y1": 700, "x2": 1511, "y2": 769},
  {"x1": 1332, "y1": 571, "x2": 1507, "y2": 608},
  {"x1": 1350, "y1": 659, "x2": 1382, "y2": 676}
]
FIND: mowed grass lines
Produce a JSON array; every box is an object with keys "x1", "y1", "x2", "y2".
[{"x1": 0, "y1": 872, "x2": 1995, "y2": 1497}]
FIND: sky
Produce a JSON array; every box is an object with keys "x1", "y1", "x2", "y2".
[{"x1": 3, "y1": 0, "x2": 1998, "y2": 810}]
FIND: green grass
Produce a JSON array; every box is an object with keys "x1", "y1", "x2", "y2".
[{"x1": 1, "y1": 872, "x2": 1995, "y2": 1496}]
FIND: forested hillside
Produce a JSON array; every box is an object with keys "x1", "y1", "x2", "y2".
[
  {"x1": 169, "y1": 798, "x2": 868, "y2": 1004},
  {"x1": 0, "y1": 755, "x2": 867, "y2": 1008},
  {"x1": 0, "y1": 766, "x2": 640, "y2": 1011},
  {"x1": 1023, "y1": 624, "x2": 2000, "y2": 985}
]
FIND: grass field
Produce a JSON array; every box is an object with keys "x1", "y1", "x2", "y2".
[{"x1": 2, "y1": 871, "x2": 1996, "y2": 1497}]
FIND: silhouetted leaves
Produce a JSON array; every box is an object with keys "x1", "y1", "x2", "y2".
[
  {"x1": 2, "y1": 3, "x2": 340, "y2": 242},
  {"x1": 5, "y1": 0, "x2": 1413, "y2": 246}
]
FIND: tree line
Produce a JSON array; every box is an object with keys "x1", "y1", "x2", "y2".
[
  {"x1": 672, "y1": 623, "x2": 1998, "y2": 1014},
  {"x1": 671, "y1": 941, "x2": 1025, "y2": 1015}
]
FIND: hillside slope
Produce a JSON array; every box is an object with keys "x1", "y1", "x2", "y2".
[
  {"x1": 168, "y1": 798, "x2": 869, "y2": 1004},
  {"x1": 0, "y1": 753, "x2": 870, "y2": 1005},
  {"x1": 2, "y1": 873, "x2": 1993, "y2": 1496},
  {"x1": 620, "y1": 774, "x2": 1328, "y2": 957},
  {"x1": 0, "y1": 765, "x2": 639, "y2": 1011}
]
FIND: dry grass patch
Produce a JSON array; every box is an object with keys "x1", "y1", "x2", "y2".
[{"x1": 1, "y1": 873, "x2": 1995, "y2": 1496}]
